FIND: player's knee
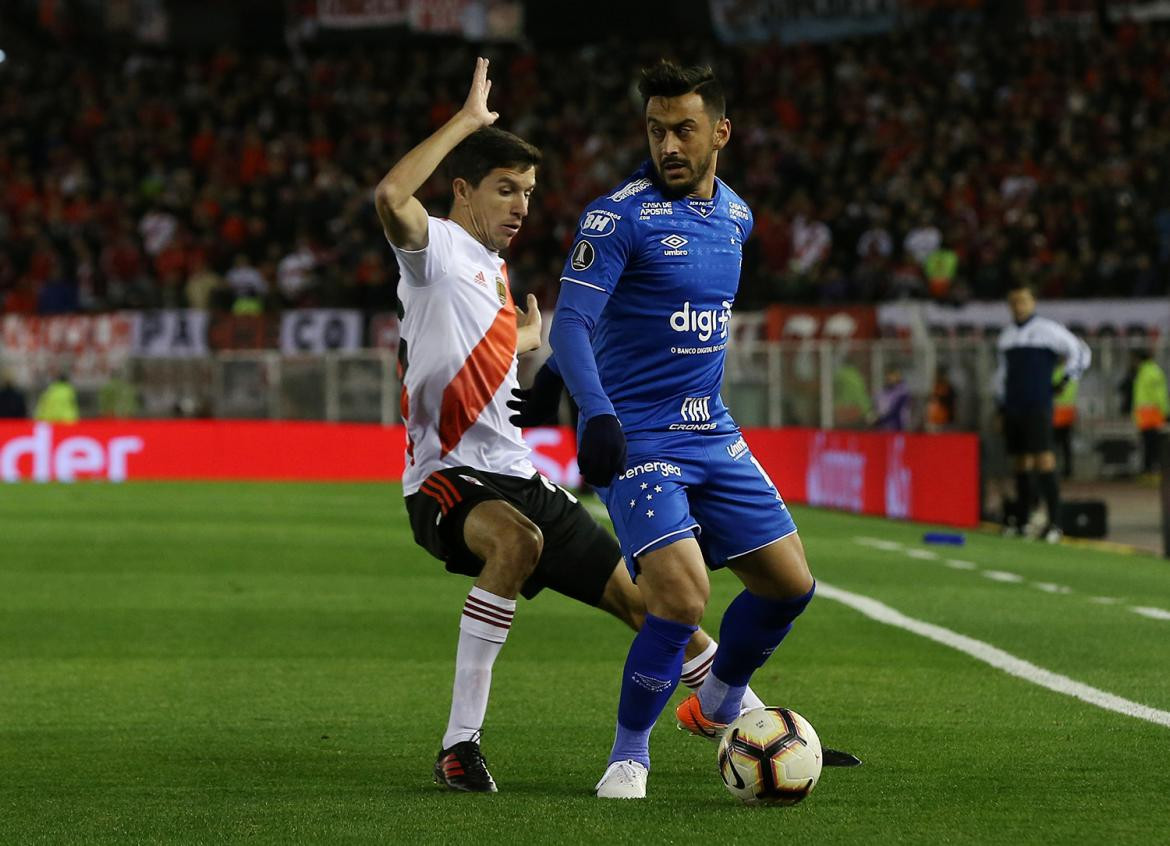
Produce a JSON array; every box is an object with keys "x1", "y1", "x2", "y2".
[
  {"x1": 488, "y1": 515, "x2": 544, "y2": 575},
  {"x1": 652, "y1": 589, "x2": 708, "y2": 627}
]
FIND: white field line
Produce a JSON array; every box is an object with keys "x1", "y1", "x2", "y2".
[
  {"x1": 944, "y1": 559, "x2": 978, "y2": 570},
  {"x1": 982, "y1": 570, "x2": 1025, "y2": 583},
  {"x1": 1132, "y1": 607, "x2": 1170, "y2": 621},
  {"x1": 818, "y1": 581, "x2": 1170, "y2": 729},
  {"x1": 852, "y1": 537, "x2": 1170, "y2": 624}
]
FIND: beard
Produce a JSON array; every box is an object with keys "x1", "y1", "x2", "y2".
[{"x1": 656, "y1": 148, "x2": 715, "y2": 198}]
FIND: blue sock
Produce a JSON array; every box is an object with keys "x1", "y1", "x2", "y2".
[
  {"x1": 609, "y1": 613, "x2": 697, "y2": 768},
  {"x1": 701, "y1": 584, "x2": 815, "y2": 723}
]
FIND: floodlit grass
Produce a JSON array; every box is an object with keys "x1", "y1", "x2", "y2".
[{"x1": 2, "y1": 482, "x2": 1168, "y2": 844}]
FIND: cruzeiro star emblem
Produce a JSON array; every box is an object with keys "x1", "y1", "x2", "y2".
[
  {"x1": 646, "y1": 509, "x2": 655, "y2": 518},
  {"x1": 640, "y1": 482, "x2": 648, "y2": 490}
]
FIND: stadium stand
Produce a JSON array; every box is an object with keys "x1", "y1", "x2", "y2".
[{"x1": 1, "y1": 15, "x2": 1169, "y2": 315}]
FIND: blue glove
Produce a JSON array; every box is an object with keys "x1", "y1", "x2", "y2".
[
  {"x1": 507, "y1": 364, "x2": 565, "y2": 427},
  {"x1": 577, "y1": 414, "x2": 626, "y2": 487}
]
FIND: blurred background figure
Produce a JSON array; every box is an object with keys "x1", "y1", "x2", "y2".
[
  {"x1": 1051, "y1": 363, "x2": 1078, "y2": 479},
  {"x1": 0, "y1": 372, "x2": 29, "y2": 419},
  {"x1": 832, "y1": 354, "x2": 871, "y2": 429},
  {"x1": 98, "y1": 367, "x2": 140, "y2": 419},
  {"x1": 872, "y1": 366, "x2": 911, "y2": 431},
  {"x1": 34, "y1": 371, "x2": 80, "y2": 423},
  {"x1": 1131, "y1": 349, "x2": 1168, "y2": 480},
  {"x1": 925, "y1": 365, "x2": 956, "y2": 432}
]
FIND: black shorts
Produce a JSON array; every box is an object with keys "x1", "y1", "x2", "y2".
[
  {"x1": 404, "y1": 467, "x2": 620, "y2": 606},
  {"x1": 1003, "y1": 409, "x2": 1053, "y2": 455}
]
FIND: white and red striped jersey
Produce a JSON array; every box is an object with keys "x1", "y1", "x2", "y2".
[{"x1": 391, "y1": 216, "x2": 534, "y2": 495}]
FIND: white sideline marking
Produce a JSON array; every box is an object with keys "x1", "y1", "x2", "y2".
[
  {"x1": 982, "y1": 570, "x2": 1025, "y2": 584},
  {"x1": 1091, "y1": 597, "x2": 1121, "y2": 605},
  {"x1": 855, "y1": 537, "x2": 904, "y2": 552},
  {"x1": 1132, "y1": 607, "x2": 1170, "y2": 621},
  {"x1": 944, "y1": 559, "x2": 978, "y2": 570},
  {"x1": 1033, "y1": 582, "x2": 1073, "y2": 594},
  {"x1": 818, "y1": 581, "x2": 1170, "y2": 729},
  {"x1": 904, "y1": 548, "x2": 939, "y2": 560}
]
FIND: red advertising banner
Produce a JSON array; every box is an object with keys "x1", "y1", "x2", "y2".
[
  {"x1": 0, "y1": 422, "x2": 979, "y2": 526},
  {"x1": 744, "y1": 428, "x2": 980, "y2": 527},
  {"x1": 0, "y1": 421, "x2": 403, "y2": 482}
]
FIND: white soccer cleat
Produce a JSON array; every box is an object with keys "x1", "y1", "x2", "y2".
[{"x1": 594, "y1": 759, "x2": 647, "y2": 799}]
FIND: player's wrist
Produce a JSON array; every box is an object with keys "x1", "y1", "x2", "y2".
[{"x1": 451, "y1": 109, "x2": 490, "y2": 133}]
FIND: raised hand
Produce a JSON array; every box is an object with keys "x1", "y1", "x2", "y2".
[{"x1": 460, "y1": 56, "x2": 499, "y2": 128}]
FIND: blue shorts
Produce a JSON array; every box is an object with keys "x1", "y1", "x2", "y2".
[{"x1": 596, "y1": 431, "x2": 798, "y2": 579}]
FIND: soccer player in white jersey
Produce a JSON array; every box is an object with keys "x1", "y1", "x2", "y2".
[{"x1": 375, "y1": 57, "x2": 762, "y2": 794}]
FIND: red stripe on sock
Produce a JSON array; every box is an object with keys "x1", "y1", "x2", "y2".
[
  {"x1": 465, "y1": 595, "x2": 515, "y2": 622},
  {"x1": 680, "y1": 655, "x2": 715, "y2": 685},
  {"x1": 462, "y1": 608, "x2": 512, "y2": 630}
]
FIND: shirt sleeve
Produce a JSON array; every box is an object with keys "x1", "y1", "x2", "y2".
[
  {"x1": 558, "y1": 203, "x2": 636, "y2": 295},
  {"x1": 389, "y1": 216, "x2": 454, "y2": 288},
  {"x1": 1047, "y1": 320, "x2": 1091, "y2": 379},
  {"x1": 549, "y1": 203, "x2": 636, "y2": 421}
]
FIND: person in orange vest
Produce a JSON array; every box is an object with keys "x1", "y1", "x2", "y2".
[
  {"x1": 1131, "y1": 349, "x2": 1168, "y2": 477},
  {"x1": 1051, "y1": 363, "x2": 1078, "y2": 479},
  {"x1": 925, "y1": 364, "x2": 956, "y2": 432}
]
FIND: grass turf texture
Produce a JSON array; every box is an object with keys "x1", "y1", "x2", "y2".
[{"x1": 2, "y1": 482, "x2": 1169, "y2": 845}]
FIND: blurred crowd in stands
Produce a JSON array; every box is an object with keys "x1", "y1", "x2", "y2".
[{"x1": 2, "y1": 17, "x2": 1169, "y2": 316}]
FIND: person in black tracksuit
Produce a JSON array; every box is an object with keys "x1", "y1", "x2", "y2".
[{"x1": 994, "y1": 283, "x2": 1091, "y2": 542}]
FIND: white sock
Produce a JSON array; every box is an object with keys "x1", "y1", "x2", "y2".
[
  {"x1": 681, "y1": 638, "x2": 765, "y2": 714},
  {"x1": 680, "y1": 639, "x2": 717, "y2": 690},
  {"x1": 442, "y1": 586, "x2": 516, "y2": 749}
]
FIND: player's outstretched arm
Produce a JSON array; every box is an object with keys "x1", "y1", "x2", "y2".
[{"x1": 374, "y1": 56, "x2": 499, "y2": 250}]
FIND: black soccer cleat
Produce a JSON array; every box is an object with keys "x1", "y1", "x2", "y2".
[
  {"x1": 433, "y1": 735, "x2": 498, "y2": 792},
  {"x1": 822, "y1": 747, "x2": 863, "y2": 768}
]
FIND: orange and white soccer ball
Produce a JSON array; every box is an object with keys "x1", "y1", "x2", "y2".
[{"x1": 717, "y1": 707, "x2": 822, "y2": 805}]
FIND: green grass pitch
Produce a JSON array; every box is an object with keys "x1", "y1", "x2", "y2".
[{"x1": 2, "y1": 482, "x2": 1169, "y2": 844}]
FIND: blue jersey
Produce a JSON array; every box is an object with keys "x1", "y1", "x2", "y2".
[{"x1": 551, "y1": 161, "x2": 753, "y2": 440}]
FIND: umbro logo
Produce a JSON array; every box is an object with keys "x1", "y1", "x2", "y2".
[{"x1": 661, "y1": 234, "x2": 689, "y2": 256}]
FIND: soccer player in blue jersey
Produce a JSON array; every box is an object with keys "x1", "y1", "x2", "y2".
[{"x1": 518, "y1": 60, "x2": 817, "y2": 798}]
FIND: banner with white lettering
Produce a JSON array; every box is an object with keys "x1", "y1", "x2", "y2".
[
  {"x1": 0, "y1": 313, "x2": 135, "y2": 388},
  {"x1": 279, "y1": 310, "x2": 364, "y2": 353},
  {"x1": 133, "y1": 310, "x2": 210, "y2": 358}
]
